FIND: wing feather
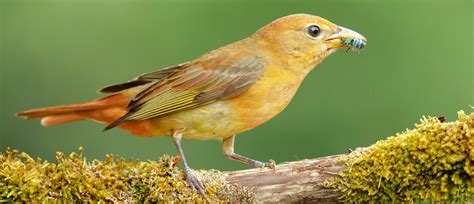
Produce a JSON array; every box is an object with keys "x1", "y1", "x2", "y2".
[
  {"x1": 103, "y1": 55, "x2": 266, "y2": 130},
  {"x1": 97, "y1": 63, "x2": 185, "y2": 93}
]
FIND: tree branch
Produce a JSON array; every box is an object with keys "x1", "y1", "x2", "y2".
[{"x1": 225, "y1": 154, "x2": 345, "y2": 203}]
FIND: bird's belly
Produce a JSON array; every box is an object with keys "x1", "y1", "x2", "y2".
[
  {"x1": 149, "y1": 73, "x2": 301, "y2": 140},
  {"x1": 149, "y1": 102, "x2": 238, "y2": 140}
]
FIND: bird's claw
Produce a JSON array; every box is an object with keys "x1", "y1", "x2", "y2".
[
  {"x1": 255, "y1": 159, "x2": 276, "y2": 170},
  {"x1": 183, "y1": 167, "x2": 207, "y2": 198},
  {"x1": 266, "y1": 159, "x2": 276, "y2": 170}
]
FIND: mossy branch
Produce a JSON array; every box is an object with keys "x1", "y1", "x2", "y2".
[{"x1": 1, "y1": 111, "x2": 473, "y2": 202}]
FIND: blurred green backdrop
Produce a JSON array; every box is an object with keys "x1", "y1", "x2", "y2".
[{"x1": 1, "y1": 0, "x2": 472, "y2": 171}]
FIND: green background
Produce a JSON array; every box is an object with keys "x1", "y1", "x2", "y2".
[{"x1": 1, "y1": 0, "x2": 472, "y2": 171}]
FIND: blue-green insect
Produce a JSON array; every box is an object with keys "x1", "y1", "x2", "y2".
[{"x1": 341, "y1": 37, "x2": 366, "y2": 52}]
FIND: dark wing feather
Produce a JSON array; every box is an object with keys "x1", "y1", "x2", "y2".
[
  {"x1": 97, "y1": 63, "x2": 186, "y2": 93},
  {"x1": 104, "y1": 56, "x2": 266, "y2": 130}
]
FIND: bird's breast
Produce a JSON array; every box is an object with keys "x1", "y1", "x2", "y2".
[{"x1": 227, "y1": 65, "x2": 302, "y2": 132}]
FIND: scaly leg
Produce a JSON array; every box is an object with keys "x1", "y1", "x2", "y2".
[
  {"x1": 222, "y1": 135, "x2": 275, "y2": 169},
  {"x1": 172, "y1": 132, "x2": 206, "y2": 196}
]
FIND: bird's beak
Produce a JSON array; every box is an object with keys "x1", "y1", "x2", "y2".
[{"x1": 325, "y1": 26, "x2": 367, "y2": 50}]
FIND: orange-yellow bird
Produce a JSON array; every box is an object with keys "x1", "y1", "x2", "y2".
[{"x1": 17, "y1": 14, "x2": 366, "y2": 194}]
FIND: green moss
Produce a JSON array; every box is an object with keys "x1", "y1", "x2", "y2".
[
  {"x1": 0, "y1": 147, "x2": 254, "y2": 202},
  {"x1": 325, "y1": 110, "x2": 473, "y2": 202}
]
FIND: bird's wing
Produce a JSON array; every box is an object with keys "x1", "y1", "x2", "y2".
[
  {"x1": 97, "y1": 63, "x2": 187, "y2": 94},
  {"x1": 104, "y1": 55, "x2": 266, "y2": 130}
]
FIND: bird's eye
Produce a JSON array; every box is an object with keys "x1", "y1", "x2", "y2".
[{"x1": 306, "y1": 25, "x2": 321, "y2": 38}]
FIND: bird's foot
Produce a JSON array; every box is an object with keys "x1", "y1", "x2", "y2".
[
  {"x1": 255, "y1": 159, "x2": 276, "y2": 170},
  {"x1": 183, "y1": 166, "x2": 206, "y2": 197}
]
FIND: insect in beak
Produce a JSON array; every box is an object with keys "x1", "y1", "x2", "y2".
[{"x1": 326, "y1": 26, "x2": 367, "y2": 52}]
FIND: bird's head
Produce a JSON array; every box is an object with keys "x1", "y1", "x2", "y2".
[{"x1": 250, "y1": 14, "x2": 366, "y2": 75}]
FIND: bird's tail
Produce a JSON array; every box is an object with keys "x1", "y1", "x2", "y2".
[
  {"x1": 16, "y1": 94, "x2": 126, "y2": 126},
  {"x1": 16, "y1": 101, "x2": 103, "y2": 126}
]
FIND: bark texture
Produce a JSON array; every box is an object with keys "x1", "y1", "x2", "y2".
[{"x1": 224, "y1": 154, "x2": 345, "y2": 203}]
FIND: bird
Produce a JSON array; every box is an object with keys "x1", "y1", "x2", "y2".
[{"x1": 16, "y1": 14, "x2": 366, "y2": 195}]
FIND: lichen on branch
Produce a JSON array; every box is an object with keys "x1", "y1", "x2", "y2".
[
  {"x1": 0, "y1": 148, "x2": 254, "y2": 202},
  {"x1": 325, "y1": 110, "x2": 473, "y2": 202}
]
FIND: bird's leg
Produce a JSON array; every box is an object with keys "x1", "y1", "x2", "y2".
[
  {"x1": 172, "y1": 132, "x2": 206, "y2": 196},
  {"x1": 222, "y1": 135, "x2": 275, "y2": 169}
]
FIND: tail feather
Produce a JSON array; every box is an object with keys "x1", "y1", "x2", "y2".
[
  {"x1": 16, "y1": 99, "x2": 109, "y2": 127},
  {"x1": 16, "y1": 93, "x2": 133, "y2": 128},
  {"x1": 16, "y1": 102, "x2": 104, "y2": 119},
  {"x1": 41, "y1": 114, "x2": 85, "y2": 126}
]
